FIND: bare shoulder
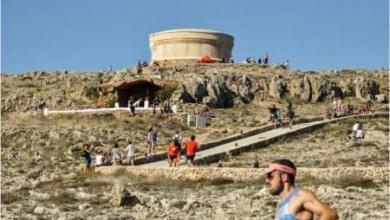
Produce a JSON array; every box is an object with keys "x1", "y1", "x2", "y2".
[{"x1": 296, "y1": 188, "x2": 316, "y2": 198}]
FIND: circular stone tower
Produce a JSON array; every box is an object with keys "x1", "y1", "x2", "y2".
[{"x1": 149, "y1": 29, "x2": 234, "y2": 65}]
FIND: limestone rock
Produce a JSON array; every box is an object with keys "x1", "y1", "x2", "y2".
[
  {"x1": 354, "y1": 77, "x2": 380, "y2": 100},
  {"x1": 269, "y1": 76, "x2": 288, "y2": 100},
  {"x1": 110, "y1": 182, "x2": 140, "y2": 207},
  {"x1": 170, "y1": 84, "x2": 195, "y2": 103}
]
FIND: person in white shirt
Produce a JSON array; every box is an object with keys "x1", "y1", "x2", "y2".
[
  {"x1": 126, "y1": 140, "x2": 136, "y2": 166},
  {"x1": 96, "y1": 150, "x2": 103, "y2": 167},
  {"x1": 352, "y1": 122, "x2": 359, "y2": 139},
  {"x1": 356, "y1": 129, "x2": 364, "y2": 139}
]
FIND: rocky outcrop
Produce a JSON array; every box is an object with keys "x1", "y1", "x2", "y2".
[
  {"x1": 269, "y1": 76, "x2": 288, "y2": 100},
  {"x1": 290, "y1": 75, "x2": 312, "y2": 102},
  {"x1": 110, "y1": 182, "x2": 140, "y2": 207},
  {"x1": 1, "y1": 66, "x2": 388, "y2": 113},
  {"x1": 354, "y1": 77, "x2": 380, "y2": 100},
  {"x1": 171, "y1": 74, "x2": 260, "y2": 108}
]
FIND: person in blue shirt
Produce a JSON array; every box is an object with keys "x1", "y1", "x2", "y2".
[{"x1": 265, "y1": 159, "x2": 338, "y2": 220}]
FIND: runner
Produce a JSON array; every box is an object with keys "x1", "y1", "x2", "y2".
[
  {"x1": 172, "y1": 130, "x2": 182, "y2": 164},
  {"x1": 264, "y1": 159, "x2": 338, "y2": 219},
  {"x1": 167, "y1": 140, "x2": 179, "y2": 167},
  {"x1": 184, "y1": 135, "x2": 199, "y2": 167}
]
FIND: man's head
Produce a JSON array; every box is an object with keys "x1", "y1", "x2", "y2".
[
  {"x1": 265, "y1": 159, "x2": 297, "y2": 195},
  {"x1": 191, "y1": 135, "x2": 196, "y2": 141}
]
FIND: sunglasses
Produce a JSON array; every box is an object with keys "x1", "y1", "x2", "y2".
[{"x1": 266, "y1": 171, "x2": 275, "y2": 180}]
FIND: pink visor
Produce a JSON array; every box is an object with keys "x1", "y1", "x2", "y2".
[{"x1": 264, "y1": 163, "x2": 297, "y2": 177}]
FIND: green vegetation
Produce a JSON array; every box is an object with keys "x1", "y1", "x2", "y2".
[
  {"x1": 155, "y1": 88, "x2": 175, "y2": 103},
  {"x1": 83, "y1": 86, "x2": 99, "y2": 98},
  {"x1": 106, "y1": 98, "x2": 117, "y2": 107}
]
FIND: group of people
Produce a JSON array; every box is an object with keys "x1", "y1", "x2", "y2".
[
  {"x1": 269, "y1": 100, "x2": 295, "y2": 129},
  {"x1": 81, "y1": 126, "x2": 200, "y2": 171},
  {"x1": 327, "y1": 97, "x2": 374, "y2": 119},
  {"x1": 243, "y1": 53, "x2": 270, "y2": 65},
  {"x1": 128, "y1": 97, "x2": 174, "y2": 116},
  {"x1": 82, "y1": 140, "x2": 137, "y2": 173},
  {"x1": 167, "y1": 132, "x2": 199, "y2": 167}
]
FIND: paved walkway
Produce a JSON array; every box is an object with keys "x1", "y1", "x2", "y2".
[{"x1": 139, "y1": 113, "x2": 387, "y2": 168}]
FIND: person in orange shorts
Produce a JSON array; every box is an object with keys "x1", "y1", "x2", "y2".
[
  {"x1": 184, "y1": 135, "x2": 199, "y2": 167},
  {"x1": 167, "y1": 140, "x2": 180, "y2": 167}
]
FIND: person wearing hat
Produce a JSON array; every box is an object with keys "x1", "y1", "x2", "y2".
[{"x1": 265, "y1": 159, "x2": 338, "y2": 220}]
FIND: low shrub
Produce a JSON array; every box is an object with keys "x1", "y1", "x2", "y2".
[{"x1": 83, "y1": 86, "x2": 99, "y2": 98}]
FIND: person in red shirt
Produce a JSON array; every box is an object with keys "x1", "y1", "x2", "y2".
[
  {"x1": 184, "y1": 135, "x2": 199, "y2": 167},
  {"x1": 167, "y1": 140, "x2": 180, "y2": 167}
]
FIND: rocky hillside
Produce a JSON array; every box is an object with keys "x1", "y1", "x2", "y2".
[
  {"x1": 1, "y1": 64, "x2": 388, "y2": 112},
  {"x1": 1, "y1": 64, "x2": 389, "y2": 219}
]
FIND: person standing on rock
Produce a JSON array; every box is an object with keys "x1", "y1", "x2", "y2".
[
  {"x1": 265, "y1": 159, "x2": 338, "y2": 220},
  {"x1": 184, "y1": 135, "x2": 199, "y2": 168}
]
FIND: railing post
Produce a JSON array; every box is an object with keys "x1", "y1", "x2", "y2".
[{"x1": 43, "y1": 108, "x2": 48, "y2": 116}]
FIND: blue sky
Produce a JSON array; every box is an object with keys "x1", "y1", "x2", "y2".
[{"x1": 2, "y1": 0, "x2": 389, "y2": 74}]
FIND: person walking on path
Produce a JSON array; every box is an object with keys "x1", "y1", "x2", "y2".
[
  {"x1": 264, "y1": 159, "x2": 338, "y2": 220},
  {"x1": 184, "y1": 135, "x2": 199, "y2": 168},
  {"x1": 146, "y1": 126, "x2": 157, "y2": 157},
  {"x1": 82, "y1": 144, "x2": 92, "y2": 173},
  {"x1": 287, "y1": 109, "x2": 295, "y2": 129},
  {"x1": 126, "y1": 140, "x2": 136, "y2": 166},
  {"x1": 111, "y1": 143, "x2": 121, "y2": 166},
  {"x1": 150, "y1": 126, "x2": 158, "y2": 155}
]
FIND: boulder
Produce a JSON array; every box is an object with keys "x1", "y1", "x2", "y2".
[{"x1": 110, "y1": 182, "x2": 140, "y2": 207}]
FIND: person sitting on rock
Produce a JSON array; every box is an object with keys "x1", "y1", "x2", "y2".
[
  {"x1": 352, "y1": 122, "x2": 359, "y2": 140},
  {"x1": 264, "y1": 159, "x2": 338, "y2": 219},
  {"x1": 103, "y1": 151, "x2": 112, "y2": 165},
  {"x1": 96, "y1": 150, "x2": 103, "y2": 167},
  {"x1": 355, "y1": 122, "x2": 365, "y2": 140}
]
